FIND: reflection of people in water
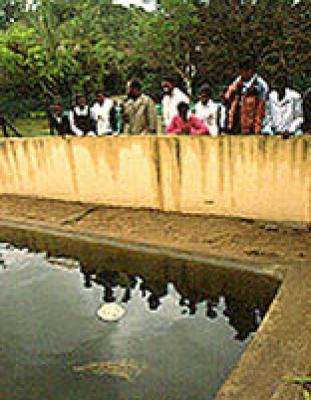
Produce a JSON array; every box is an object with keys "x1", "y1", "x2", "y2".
[
  {"x1": 148, "y1": 293, "x2": 161, "y2": 311},
  {"x1": 174, "y1": 266, "x2": 216, "y2": 316},
  {"x1": 97, "y1": 271, "x2": 137, "y2": 304},
  {"x1": 81, "y1": 268, "x2": 137, "y2": 304},
  {"x1": 139, "y1": 278, "x2": 168, "y2": 312},
  {"x1": 83, "y1": 271, "x2": 93, "y2": 288},
  {"x1": 118, "y1": 273, "x2": 137, "y2": 304},
  {"x1": 206, "y1": 299, "x2": 218, "y2": 319},
  {"x1": 81, "y1": 264, "x2": 95, "y2": 289},
  {"x1": 95, "y1": 271, "x2": 119, "y2": 303},
  {"x1": 80, "y1": 263, "x2": 272, "y2": 333},
  {"x1": 223, "y1": 296, "x2": 259, "y2": 341}
]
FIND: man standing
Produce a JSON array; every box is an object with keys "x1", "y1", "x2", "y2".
[
  {"x1": 161, "y1": 77, "x2": 189, "y2": 130},
  {"x1": 195, "y1": 84, "x2": 222, "y2": 136},
  {"x1": 91, "y1": 90, "x2": 118, "y2": 135},
  {"x1": 122, "y1": 80, "x2": 157, "y2": 135},
  {"x1": 69, "y1": 94, "x2": 96, "y2": 136},
  {"x1": 262, "y1": 75, "x2": 303, "y2": 136},
  {"x1": 225, "y1": 58, "x2": 269, "y2": 134}
]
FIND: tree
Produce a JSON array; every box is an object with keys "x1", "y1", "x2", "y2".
[
  {"x1": 133, "y1": 0, "x2": 204, "y2": 95},
  {"x1": 0, "y1": 0, "x2": 26, "y2": 29}
]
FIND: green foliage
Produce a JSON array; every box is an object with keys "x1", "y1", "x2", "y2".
[
  {"x1": 0, "y1": 0, "x2": 26, "y2": 30},
  {"x1": 284, "y1": 375, "x2": 311, "y2": 399},
  {"x1": 0, "y1": 0, "x2": 309, "y2": 115}
]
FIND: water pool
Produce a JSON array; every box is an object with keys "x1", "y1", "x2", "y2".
[{"x1": 0, "y1": 243, "x2": 278, "y2": 400}]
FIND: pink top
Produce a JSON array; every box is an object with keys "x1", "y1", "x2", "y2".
[{"x1": 167, "y1": 114, "x2": 209, "y2": 135}]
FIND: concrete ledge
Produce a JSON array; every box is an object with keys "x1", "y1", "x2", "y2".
[
  {"x1": 0, "y1": 218, "x2": 284, "y2": 281},
  {"x1": 0, "y1": 135, "x2": 310, "y2": 223},
  {"x1": 215, "y1": 262, "x2": 310, "y2": 400}
]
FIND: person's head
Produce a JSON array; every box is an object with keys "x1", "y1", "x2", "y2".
[
  {"x1": 126, "y1": 79, "x2": 142, "y2": 99},
  {"x1": 53, "y1": 104, "x2": 62, "y2": 117},
  {"x1": 199, "y1": 84, "x2": 211, "y2": 105},
  {"x1": 177, "y1": 101, "x2": 190, "y2": 121},
  {"x1": 76, "y1": 94, "x2": 87, "y2": 108},
  {"x1": 239, "y1": 57, "x2": 256, "y2": 82},
  {"x1": 96, "y1": 90, "x2": 105, "y2": 105},
  {"x1": 274, "y1": 74, "x2": 289, "y2": 95},
  {"x1": 162, "y1": 77, "x2": 177, "y2": 95}
]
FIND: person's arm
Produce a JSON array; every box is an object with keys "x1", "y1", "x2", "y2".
[
  {"x1": 162, "y1": 97, "x2": 170, "y2": 128},
  {"x1": 190, "y1": 116, "x2": 209, "y2": 135},
  {"x1": 147, "y1": 98, "x2": 157, "y2": 134},
  {"x1": 254, "y1": 84, "x2": 268, "y2": 135},
  {"x1": 167, "y1": 116, "x2": 182, "y2": 134},
  {"x1": 110, "y1": 102, "x2": 118, "y2": 133},
  {"x1": 289, "y1": 97, "x2": 304, "y2": 133},
  {"x1": 63, "y1": 115, "x2": 72, "y2": 135},
  {"x1": 90, "y1": 105, "x2": 99, "y2": 135},
  {"x1": 180, "y1": 91, "x2": 190, "y2": 104},
  {"x1": 225, "y1": 78, "x2": 242, "y2": 102},
  {"x1": 90, "y1": 105, "x2": 96, "y2": 121},
  {"x1": 69, "y1": 110, "x2": 83, "y2": 136},
  {"x1": 219, "y1": 104, "x2": 227, "y2": 133},
  {"x1": 254, "y1": 99, "x2": 266, "y2": 134},
  {"x1": 261, "y1": 96, "x2": 274, "y2": 135}
]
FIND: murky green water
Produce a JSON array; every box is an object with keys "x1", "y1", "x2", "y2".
[{"x1": 0, "y1": 243, "x2": 278, "y2": 400}]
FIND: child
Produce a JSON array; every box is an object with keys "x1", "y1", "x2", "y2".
[{"x1": 167, "y1": 102, "x2": 209, "y2": 135}]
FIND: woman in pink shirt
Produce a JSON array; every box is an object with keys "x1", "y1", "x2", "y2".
[{"x1": 167, "y1": 102, "x2": 209, "y2": 135}]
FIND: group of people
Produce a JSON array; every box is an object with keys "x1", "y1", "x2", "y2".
[{"x1": 50, "y1": 58, "x2": 310, "y2": 137}]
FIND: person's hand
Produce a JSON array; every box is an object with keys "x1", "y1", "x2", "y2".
[
  {"x1": 236, "y1": 78, "x2": 244, "y2": 90},
  {"x1": 282, "y1": 131, "x2": 291, "y2": 139},
  {"x1": 122, "y1": 113, "x2": 129, "y2": 124}
]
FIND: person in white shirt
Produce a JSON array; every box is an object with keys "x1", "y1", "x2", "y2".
[
  {"x1": 91, "y1": 91, "x2": 117, "y2": 135},
  {"x1": 262, "y1": 75, "x2": 303, "y2": 136},
  {"x1": 195, "y1": 84, "x2": 222, "y2": 136},
  {"x1": 161, "y1": 77, "x2": 189, "y2": 129},
  {"x1": 69, "y1": 95, "x2": 96, "y2": 136}
]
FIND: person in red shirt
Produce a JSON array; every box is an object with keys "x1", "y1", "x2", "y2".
[{"x1": 167, "y1": 102, "x2": 209, "y2": 135}]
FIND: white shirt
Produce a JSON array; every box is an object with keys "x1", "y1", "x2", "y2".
[
  {"x1": 264, "y1": 88, "x2": 303, "y2": 134},
  {"x1": 162, "y1": 87, "x2": 189, "y2": 128},
  {"x1": 91, "y1": 99, "x2": 114, "y2": 135},
  {"x1": 69, "y1": 106, "x2": 95, "y2": 136},
  {"x1": 195, "y1": 100, "x2": 220, "y2": 136}
]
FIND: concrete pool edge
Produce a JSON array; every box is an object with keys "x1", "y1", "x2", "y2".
[
  {"x1": 0, "y1": 218, "x2": 285, "y2": 281},
  {"x1": 0, "y1": 218, "x2": 309, "y2": 400}
]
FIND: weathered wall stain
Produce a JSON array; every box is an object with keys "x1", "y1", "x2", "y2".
[{"x1": 0, "y1": 136, "x2": 310, "y2": 223}]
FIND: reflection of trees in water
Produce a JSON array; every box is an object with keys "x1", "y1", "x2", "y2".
[{"x1": 80, "y1": 263, "x2": 277, "y2": 342}]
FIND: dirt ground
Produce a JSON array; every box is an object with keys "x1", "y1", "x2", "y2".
[{"x1": 0, "y1": 194, "x2": 310, "y2": 266}]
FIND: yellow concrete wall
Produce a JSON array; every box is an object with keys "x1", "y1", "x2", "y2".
[{"x1": 0, "y1": 135, "x2": 310, "y2": 223}]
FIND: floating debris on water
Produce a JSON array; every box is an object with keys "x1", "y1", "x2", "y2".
[
  {"x1": 47, "y1": 257, "x2": 80, "y2": 269},
  {"x1": 72, "y1": 359, "x2": 145, "y2": 382},
  {"x1": 97, "y1": 303, "x2": 126, "y2": 322}
]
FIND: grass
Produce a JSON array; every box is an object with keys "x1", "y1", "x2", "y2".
[
  {"x1": 0, "y1": 118, "x2": 50, "y2": 138},
  {"x1": 284, "y1": 376, "x2": 311, "y2": 399}
]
